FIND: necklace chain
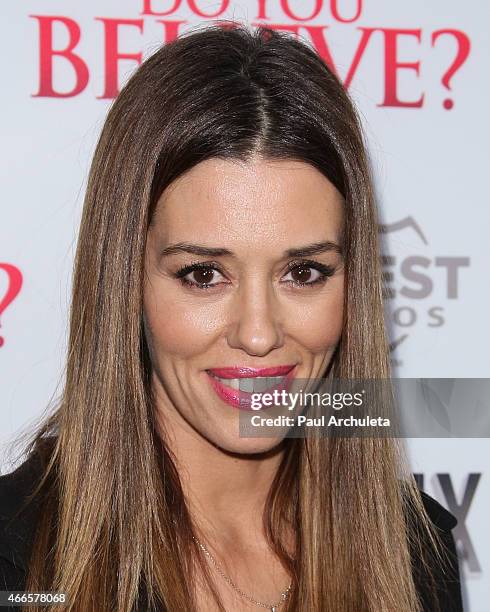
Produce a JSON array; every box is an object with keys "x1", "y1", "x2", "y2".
[{"x1": 192, "y1": 535, "x2": 292, "y2": 611}]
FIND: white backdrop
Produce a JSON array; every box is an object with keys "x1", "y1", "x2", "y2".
[{"x1": 1, "y1": 2, "x2": 488, "y2": 609}]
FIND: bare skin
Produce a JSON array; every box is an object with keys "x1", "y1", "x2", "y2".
[{"x1": 143, "y1": 156, "x2": 345, "y2": 610}]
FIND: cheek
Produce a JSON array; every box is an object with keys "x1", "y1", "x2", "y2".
[
  {"x1": 284, "y1": 285, "x2": 344, "y2": 354},
  {"x1": 143, "y1": 282, "x2": 227, "y2": 359}
]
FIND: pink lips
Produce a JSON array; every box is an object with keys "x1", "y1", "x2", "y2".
[{"x1": 206, "y1": 365, "x2": 297, "y2": 411}]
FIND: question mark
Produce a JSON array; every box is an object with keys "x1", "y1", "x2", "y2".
[
  {"x1": 0, "y1": 263, "x2": 23, "y2": 347},
  {"x1": 432, "y1": 29, "x2": 471, "y2": 110}
]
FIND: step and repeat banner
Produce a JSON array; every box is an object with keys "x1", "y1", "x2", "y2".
[{"x1": 1, "y1": 2, "x2": 488, "y2": 609}]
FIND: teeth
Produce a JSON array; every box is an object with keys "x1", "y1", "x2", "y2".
[
  {"x1": 255, "y1": 377, "x2": 279, "y2": 392},
  {"x1": 239, "y1": 378, "x2": 255, "y2": 392},
  {"x1": 213, "y1": 376, "x2": 286, "y2": 392},
  {"x1": 227, "y1": 378, "x2": 241, "y2": 391}
]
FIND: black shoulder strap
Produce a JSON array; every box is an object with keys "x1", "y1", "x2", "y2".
[{"x1": 419, "y1": 489, "x2": 458, "y2": 531}]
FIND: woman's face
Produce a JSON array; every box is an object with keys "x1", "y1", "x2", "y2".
[{"x1": 143, "y1": 156, "x2": 345, "y2": 454}]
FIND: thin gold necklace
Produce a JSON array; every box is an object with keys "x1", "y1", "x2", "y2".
[{"x1": 192, "y1": 535, "x2": 292, "y2": 611}]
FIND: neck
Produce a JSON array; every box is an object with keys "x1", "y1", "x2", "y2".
[{"x1": 154, "y1": 391, "x2": 285, "y2": 542}]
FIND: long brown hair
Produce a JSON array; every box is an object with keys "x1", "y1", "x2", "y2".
[{"x1": 15, "y1": 21, "x2": 445, "y2": 611}]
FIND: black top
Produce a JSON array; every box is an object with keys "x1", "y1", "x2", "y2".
[{"x1": 0, "y1": 451, "x2": 464, "y2": 611}]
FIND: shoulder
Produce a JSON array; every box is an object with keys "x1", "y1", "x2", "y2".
[
  {"x1": 418, "y1": 489, "x2": 457, "y2": 531},
  {"x1": 0, "y1": 449, "x2": 46, "y2": 587},
  {"x1": 408, "y1": 489, "x2": 463, "y2": 612}
]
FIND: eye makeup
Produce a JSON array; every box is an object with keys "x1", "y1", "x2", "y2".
[{"x1": 173, "y1": 258, "x2": 337, "y2": 291}]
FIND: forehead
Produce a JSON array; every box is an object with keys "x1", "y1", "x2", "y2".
[{"x1": 152, "y1": 157, "x2": 344, "y2": 248}]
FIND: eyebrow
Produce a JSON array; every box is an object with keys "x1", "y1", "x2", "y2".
[
  {"x1": 285, "y1": 241, "x2": 343, "y2": 258},
  {"x1": 159, "y1": 240, "x2": 343, "y2": 259}
]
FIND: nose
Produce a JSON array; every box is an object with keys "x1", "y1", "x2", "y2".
[{"x1": 226, "y1": 277, "x2": 284, "y2": 357}]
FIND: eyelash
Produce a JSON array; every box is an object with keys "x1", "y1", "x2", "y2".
[{"x1": 174, "y1": 259, "x2": 336, "y2": 291}]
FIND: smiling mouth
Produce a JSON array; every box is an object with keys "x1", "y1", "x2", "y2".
[
  {"x1": 207, "y1": 373, "x2": 289, "y2": 393},
  {"x1": 205, "y1": 367, "x2": 297, "y2": 410}
]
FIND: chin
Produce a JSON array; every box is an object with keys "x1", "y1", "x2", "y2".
[{"x1": 209, "y1": 433, "x2": 286, "y2": 457}]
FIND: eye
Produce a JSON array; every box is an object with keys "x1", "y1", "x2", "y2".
[
  {"x1": 175, "y1": 262, "x2": 229, "y2": 289},
  {"x1": 281, "y1": 260, "x2": 335, "y2": 287}
]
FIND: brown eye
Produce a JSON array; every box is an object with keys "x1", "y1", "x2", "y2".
[
  {"x1": 177, "y1": 265, "x2": 228, "y2": 289},
  {"x1": 192, "y1": 268, "x2": 216, "y2": 285},
  {"x1": 283, "y1": 265, "x2": 327, "y2": 287},
  {"x1": 290, "y1": 266, "x2": 312, "y2": 283}
]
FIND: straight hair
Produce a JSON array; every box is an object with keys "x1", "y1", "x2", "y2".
[{"x1": 17, "y1": 21, "x2": 446, "y2": 611}]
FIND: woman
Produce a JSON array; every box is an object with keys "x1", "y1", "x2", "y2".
[{"x1": 0, "y1": 22, "x2": 463, "y2": 612}]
